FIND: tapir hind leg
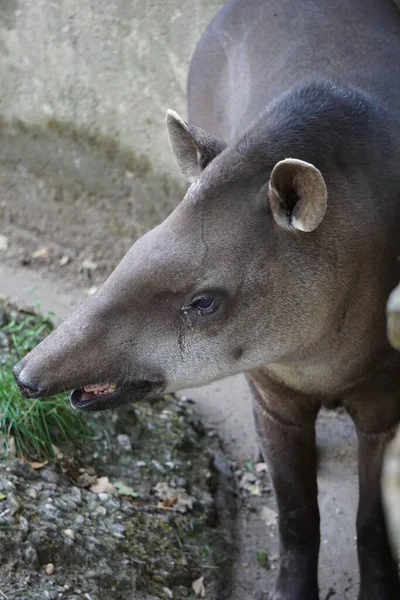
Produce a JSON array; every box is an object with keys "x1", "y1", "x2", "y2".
[{"x1": 248, "y1": 373, "x2": 321, "y2": 600}]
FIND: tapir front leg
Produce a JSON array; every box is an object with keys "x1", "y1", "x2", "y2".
[
  {"x1": 345, "y1": 390, "x2": 400, "y2": 600},
  {"x1": 248, "y1": 373, "x2": 321, "y2": 600}
]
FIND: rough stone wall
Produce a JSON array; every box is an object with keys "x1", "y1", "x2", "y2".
[{"x1": 0, "y1": 0, "x2": 223, "y2": 176}]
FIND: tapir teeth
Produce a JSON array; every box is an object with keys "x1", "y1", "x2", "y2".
[{"x1": 83, "y1": 383, "x2": 117, "y2": 394}]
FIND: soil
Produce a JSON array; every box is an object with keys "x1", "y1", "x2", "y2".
[
  {"x1": 0, "y1": 396, "x2": 237, "y2": 600},
  {"x1": 0, "y1": 124, "x2": 365, "y2": 599}
]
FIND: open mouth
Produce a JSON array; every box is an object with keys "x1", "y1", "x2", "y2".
[{"x1": 70, "y1": 380, "x2": 163, "y2": 412}]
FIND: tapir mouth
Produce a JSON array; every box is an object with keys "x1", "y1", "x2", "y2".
[{"x1": 70, "y1": 379, "x2": 164, "y2": 412}]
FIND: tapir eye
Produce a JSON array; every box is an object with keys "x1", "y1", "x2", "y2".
[{"x1": 190, "y1": 294, "x2": 220, "y2": 316}]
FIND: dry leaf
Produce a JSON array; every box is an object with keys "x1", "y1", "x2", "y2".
[
  {"x1": 114, "y1": 481, "x2": 140, "y2": 497},
  {"x1": 29, "y1": 460, "x2": 48, "y2": 470},
  {"x1": 192, "y1": 576, "x2": 205, "y2": 597},
  {"x1": 154, "y1": 482, "x2": 194, "y2": 513},
  {"x1": 90, "y1": 476, "x2": 115, "y2": 495},
  {"x1": 261, "y1": 506, "x2": 278, "y2": 527}
]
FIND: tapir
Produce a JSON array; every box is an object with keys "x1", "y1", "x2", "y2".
[{"x1": 13, "y1": 0, "x2": 400, "y2": 597}]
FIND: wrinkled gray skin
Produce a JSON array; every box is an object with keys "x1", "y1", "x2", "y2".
[{"x1": 13, "y1": 0, "x2": 400, "y2": 598}]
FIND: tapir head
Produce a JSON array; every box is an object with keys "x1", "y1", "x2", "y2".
[{"x1": 13, "y1": 109, "x2": 330, "y2": 411}]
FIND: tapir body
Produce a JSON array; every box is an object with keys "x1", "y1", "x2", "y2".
[{"x1": 13, "y1": 0, "x2": 400, "y2": 598}]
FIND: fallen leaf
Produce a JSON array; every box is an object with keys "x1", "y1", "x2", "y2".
[
  {"x1": 247, "y1": 482, "x2": 261, "y2": 496},
  {"x1": 261, "y1": 506, "x2": 278, "y2": 527},
  {"x1": 90, "y1": 476, "x2": 115, "y2": 495},
  {"x1": 192, "y1": 576, "x2": 205, "y2": 598},
  {"x1": 154, "y1": 482, "x2": 194, "y2": 513},
  {"x1": 0, "y1": 493, "x2": 6, "y2": 501},
  {"x1": 114, "y1": 481, "x2": 140, "y2": 497},
  {"x1": 29, "y1": 460, "x2": 48, "y2": 470},
  {"x1": 0, "y1": 235, "x2": 9, "y2": 252},
  {"x1": 256, "y1": 550, "x2": 270, "y2": 570},
  {"x1": 162, "y1": 496, "x2": 177, "y2": 508}
]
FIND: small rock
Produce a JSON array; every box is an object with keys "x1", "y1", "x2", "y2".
[
  {"x1": 192, "y1": 576, "x2": 205, "y2": 598},
  {"x1": 0, "y1": 235, "x2": 8, "y2": 251},
  {"x1": 260, "y1": 506, "x2": 278, "y2": 527},
  {"x1": 26, "y1": 487, "x2": 38, "y2": 500},
  {"x1": 81, "y1": 259, "x2": 98, "y2": 272},
  {"x1": 45, "y1": 563, "x2": 55, "y2": 576},
  {"x1": 28, "y1": 531, "x2": 42, "y2": 548},
  {"x1": 117, "y1": 434, "x2": 132, "y2": 452},
  {"x1": 93, "y1": 505, "x2": 107, "y2": 517},
  {"x1": 151, "y1": 459, "x2": 165, "y2": 473},
  {"x1": 70, "y1": 487, "x2": 82, "y2": 504},
  {"x1": 7, "y1": 491, "x2": 20, "y2": 511},
  {"x1": 41, "y1": 469, "x2": 60, "y2": 485},
  {"x1": 63, "y1": 528, "x2": 75, "y2": 540},
  {"x1": 85, "y1": 286, "x2": 98, "y2": 296},
  {"x1": 98, "y1": 492, "x2": 111, "y2": 502},
  {"x1": 32, "y1": 247, "x2": 52, "y2": 260},
  {"x1": 74, "y1": 514, "x2": 85, "y2": 527},
  {"x1": 23, "y1": 544, "x2": 39, "y2": 568},
  {"x1": 76, "y1": 471, "x2": 96, "y2": 488},
  {"x1": 59, "y1": 255, "x2": 71, "y2": 266},
  {"x1": 163, "y1": 587, "x2": 173, "y2": 598}
]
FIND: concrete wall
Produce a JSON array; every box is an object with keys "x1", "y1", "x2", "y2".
[{"x1": 0, "y1": 0, "x2": 223, "y2": 176}]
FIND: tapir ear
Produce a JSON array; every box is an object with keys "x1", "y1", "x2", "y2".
[
  {"x1": 166, "y1": 109, "x2": 227, "y2": 182},
  {"x1": 268, "y1": 158, "x2": 328, "y2": 232}
]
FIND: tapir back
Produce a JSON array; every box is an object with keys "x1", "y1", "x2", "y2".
[{"x1": 188, "y1": 0, "x2": 400, "y2": 142}]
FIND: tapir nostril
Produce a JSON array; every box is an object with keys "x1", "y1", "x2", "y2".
[{"x1": 13, "y1": 365, "x2": 43, "y2": 399}]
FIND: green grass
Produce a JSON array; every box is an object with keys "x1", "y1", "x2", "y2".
[{"x1": 0, "y1": 303, "x2": 89, "y2": 461}]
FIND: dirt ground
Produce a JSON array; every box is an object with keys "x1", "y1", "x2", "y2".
[{"x1": 0, "y1": 124, "x2": 362, "y2": 599}]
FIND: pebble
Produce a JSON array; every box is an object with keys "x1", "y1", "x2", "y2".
[
  {"x1": 98, "y1": 492, "x2": 110, "y2": 502},
  {"x1": 45, "y1": 563, "x2": 55, "y2": 575},
  {"x1": 0, "y1": 234, "x2": 9, "y2": 251},
  {"x1": 117, "y1": 434, "x2": 132, "y2": 452},
  {"x1": 63, "y1": 528, "x2": 75, "y2": 540},
  {"x1": 41, "y1": 469, "x2": 60, "y2": 485},
  {"x1": 75, "y1": 514, "x2": 85, "y2": 526},
  {"x1": 7, "y1": 492, "x2": 20, "y2": 511},
  {"x1": 94, "y1": 505, "x2": 107, "y2": 517},
  {"x1": 26, "y1": 487, "x2": 38, "y2": 500},
  {"x1": 23, "y1": 544, "x2": 39, "y2": 568}
]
